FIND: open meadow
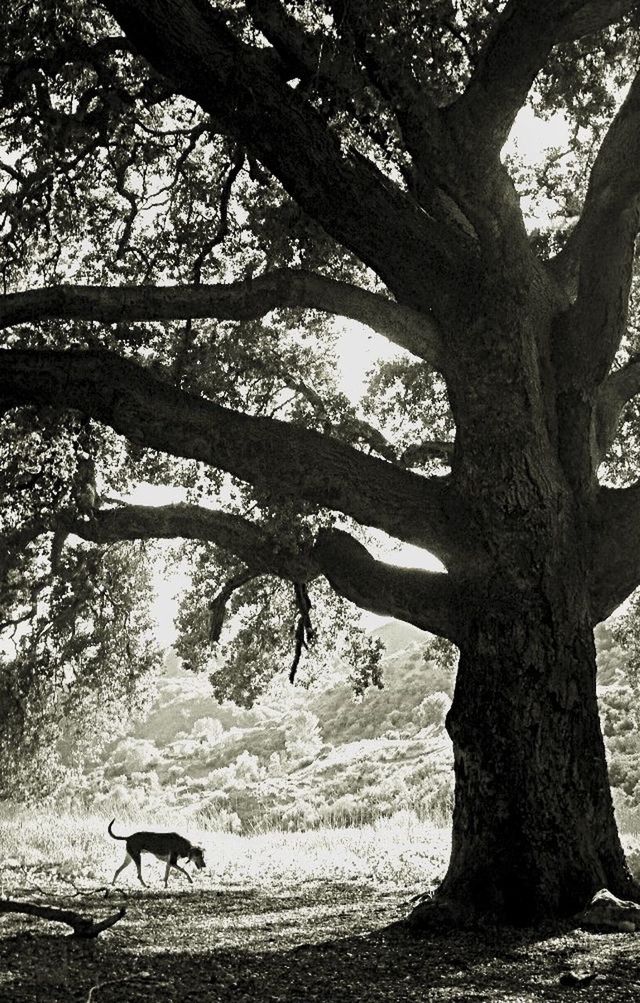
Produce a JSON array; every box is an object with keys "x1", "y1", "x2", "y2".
[{"x1": 2, "y1": 809, "x2": 640, "y2": 1002}]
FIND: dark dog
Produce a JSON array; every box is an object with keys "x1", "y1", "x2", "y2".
[{"x1": 108, "y1": 818, "x2": 206, "y2": 887}]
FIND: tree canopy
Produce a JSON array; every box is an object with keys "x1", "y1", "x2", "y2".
[{"x1": 3, "y1": 0, "x2": 640, "y2": 922}]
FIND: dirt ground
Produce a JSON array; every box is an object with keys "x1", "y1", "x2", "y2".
[{"x1": 2, "y1": 878, "x2": 640, "y2": 1002}]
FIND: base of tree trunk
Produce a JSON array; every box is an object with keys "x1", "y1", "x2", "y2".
[
  {"x1": 405, "y1": 894, "x2": 476, "y2": 931},
  {"x1": 405, "y1": 877, "x2": 640, "y2": 931}
]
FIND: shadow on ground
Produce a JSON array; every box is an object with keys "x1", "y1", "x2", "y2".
[{"x1": 2, "y1": 881, "x2": 640, "y2": 1002}]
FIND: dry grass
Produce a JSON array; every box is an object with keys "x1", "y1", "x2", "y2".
[
  {"x1": 0, "y1": 806, "x2": 451, "y2": 892},
  {"x1": 2, "y1": 803, "x2": 639, "y2": 895}
]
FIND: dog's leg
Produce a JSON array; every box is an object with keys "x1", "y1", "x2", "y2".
[
  {"x1": 130, "y1": 850, "x2": 147, "y2": 887},
  {"x1": 163, "y1": 858, "x2": 172, "y2": 887},
  {"x1": 112, "y1": 852, "x2": 133, "y2": 886},
  {"x1": 171, "y1": 862, "x2": 193, "y2": 884}
]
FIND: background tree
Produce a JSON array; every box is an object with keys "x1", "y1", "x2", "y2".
[{"x1": 2, "y1": 0, "x2": 640, "y2": 924}]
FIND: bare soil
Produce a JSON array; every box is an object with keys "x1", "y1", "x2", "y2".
[{"x1": 2, "y1": 877, "x2": 640, "y2": 1002}]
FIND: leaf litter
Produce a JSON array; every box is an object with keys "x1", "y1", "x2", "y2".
[{"x1": 3, "y1": 873, "x2": 640, "y2": 1002}]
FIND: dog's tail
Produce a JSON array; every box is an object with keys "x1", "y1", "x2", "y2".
[{"x1": 107, "y1": 818, "x2": 127, "y2": 841}]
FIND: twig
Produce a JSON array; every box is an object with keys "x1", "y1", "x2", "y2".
[{"x1": 86, "y1": 973, "x2": 169, "y2": 1002}]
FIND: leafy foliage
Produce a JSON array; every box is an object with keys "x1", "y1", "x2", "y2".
[{"x1": 0, "y1": 539, "x2": 161, "y2": 799}]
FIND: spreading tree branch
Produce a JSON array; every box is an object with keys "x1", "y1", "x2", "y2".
[
  {"x1": 595, "y1": 356, "x2": 640, "y2": 462},
  {"x1": 65, "y1": 503, "x2": 318, "y2": 581},
  {"x1": 556, "y1": 1, "x2": 640, "y2": 41},
  {"x1": 0, "y1": 269, "x2": 443, "y2": 368},
  {"x1": 554, "y1": 67, "x2": 640, "y2": 388},
  {"x1": 0, "y1": 349, "x2": 457, "y2": 562},
  {"x1": 447, "y1": 1, "x2": 571, "y2": 155},
  {"x1": 314, "y1": 528, "x2": 460, "y2": 642},
  {"x1": 592, "y1": 481, "x2": 640, "y2": 621},
  {"x1": 100, "y1": 0, "x2": 469, "y2": 321},
  {"x1": 324, "y1": 0, "x2": 442, "y2": 159},
  {"x1": 447, "y1": 2, "x2": 637, "y2": 159},
  {"x1": 57, "y1": 504, "x2": 459, "y2": 637},
  {"x1": 245, "y1": 0, "x2": 364, "y2": 98}
]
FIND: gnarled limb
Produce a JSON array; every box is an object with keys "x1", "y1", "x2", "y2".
[
  {"x1": 594, "y1": 356, "x2": 640, "y2": 462},
  {"x1": 551, "y1": 68, "x2": 640, "y2": 386},
  {"x1": 447, "y1": 1, "x2": 571, "y2": 156},
  {"x1": 447, "y1": 1, "x2": 636, "y2": 160},
  {"x1": 100, "y1": 0, "x2": 468, "y2": 320},
  {"x1": 592, "y1": 482, "x2": 640, "y2": 621},
  {"x1": 0, "y1": 348, "x2": 456, "y2": 562},
  {"x1": 0, "y1": 269, "x2": 443, "y2": 369},
  {"x1": 68, "y1": 502, "x2": 319, "y2": 582},
  {"x1": 314, "y1": 528, "x2": 460, "y2": 642},
  {"x1": 62, "y1": 506, "x2": 459, "y2": 635}
]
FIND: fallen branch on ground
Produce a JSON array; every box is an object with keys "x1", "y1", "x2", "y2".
[{"x1": 0, "y1": 897, "x2": 126, "y2": 937}]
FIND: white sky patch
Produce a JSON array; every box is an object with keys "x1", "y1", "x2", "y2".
[
  {"x1": 334, "y1": 319, "x2": 402, "y2": 402},
  {"x1": 124, "y1": 482, "x2": 190, "y2": 506},
  {"x1": 507, "y1": 106, "x2": 571, "y2": 163}
]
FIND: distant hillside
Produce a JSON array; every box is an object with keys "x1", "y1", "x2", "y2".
[
  {"x1": 371, "y1": 621, "x2": 430, "y2": 655},
  {"x1": 62, "y1": 632, "x2": 455, "y2": 828},
  {"x1": 56, "y1": 622, "x2": 640, "y2": 833}
]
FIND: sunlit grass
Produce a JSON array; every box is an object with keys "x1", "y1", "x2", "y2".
[
  {"x1": 2, "y1": 804, "x2": 639, "y2": 894},
  {"x1": 0, "y1": 805, "x2": 451, "y2": 890}
]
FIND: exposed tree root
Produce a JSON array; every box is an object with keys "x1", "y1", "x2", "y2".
[
  {"x1": 401, "y1": 892, "x2": 479, "y2": 931},
  {"x1": 0, "y1": 897, "x2": 126, "y2": 937}
]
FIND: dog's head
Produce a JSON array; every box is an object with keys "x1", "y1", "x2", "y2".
[{"x1": 189, "y1": 845, "x2": 206, "y2": 870}]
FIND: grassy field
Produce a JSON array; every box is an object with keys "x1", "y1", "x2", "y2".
[
  {"x1": 3, "y1": 809, "x2": 640, "y2": 1002},
  {"x1": 0, "y1": 807, "x2": 452, "y2": 892}
]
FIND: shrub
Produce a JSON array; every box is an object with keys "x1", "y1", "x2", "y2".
[
  {"x1": 191, "y1": 717, "x2": 224, "y2": 743},
  {"x1": 416, "y1": 691, "x2": 451, "y2": 729},
  {"x1": 109, "y1": 738, "x2": 161, "y2": 773},
  {"x1": 284, "y1": 710, "x2": 323, "y2": 762}
]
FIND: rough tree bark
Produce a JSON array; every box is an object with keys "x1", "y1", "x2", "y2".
[{"x1": 2, "y1": 0, "x2": 640, "y2": 925}]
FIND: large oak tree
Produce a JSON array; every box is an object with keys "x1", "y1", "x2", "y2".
[{"x1": 2, "y1": 0, "x2": 640, "y2": 925}]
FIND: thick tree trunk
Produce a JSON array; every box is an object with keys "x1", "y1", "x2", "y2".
[
  {"x1": 409, "y1": 439, "x2": 638, "y2": 927},
  {"x1": 408, "y1": 284, "x2": 639, "y2": 927},
  {"x1": 436, "y1": 614, "x2": 634, "y2": 925}
]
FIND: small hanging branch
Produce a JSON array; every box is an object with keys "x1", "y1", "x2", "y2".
[
  {"x1": 207, "y1": 570, "x2": 257, "y2": 643},
  {"x1": 289, "y1": 581, "x2": 315, "y2": 683}
]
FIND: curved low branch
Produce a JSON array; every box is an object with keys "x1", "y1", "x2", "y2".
[
  {"x1": 0, "y1": 898, "x2": 126, "y2": 938},
  {"x1": 0, "y1": 348, "x2": 456, "y2": 562},
  {"x1": 69, "y1": 502, "x2": 318, "y2": 581},
  {"x1": 592, "y1": 482, "x2": 640, "y2": 622},
  {"x1": 0, "y1": 270, "x2": 444, "y2": 369},
  {"x1": 66, "y1": 507, "x2": 460, "y2": 636},
  {"x1": 314, "y1": 528, "x2": 460, "y2": 642}
]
